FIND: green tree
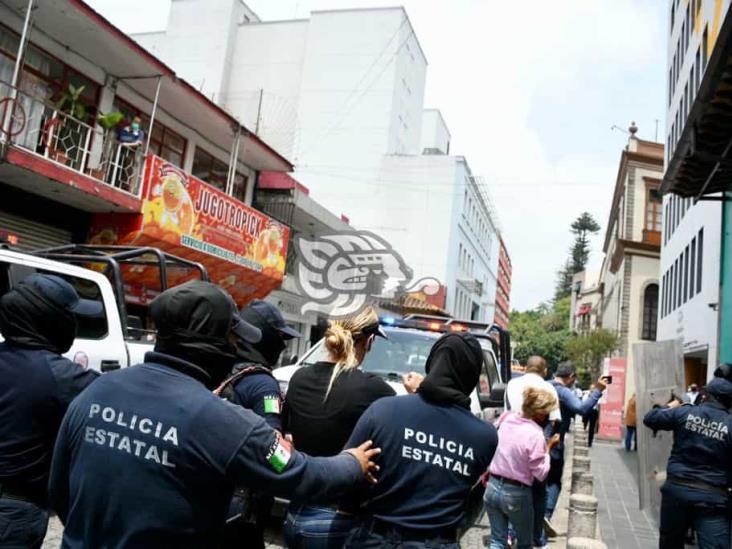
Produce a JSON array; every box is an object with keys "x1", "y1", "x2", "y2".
[
  {"x1": 510, "y1": 298, "x2": 571, "y2": 372},
  {"x1": 554, "y1": 213, "x2": 601, "y2": 301},
  {"x1": 565, "y1": 329, "x2": 619, "y2": 387},
  {"x1": 570, "y1": 212, "x2": 601, "y2": 273}
]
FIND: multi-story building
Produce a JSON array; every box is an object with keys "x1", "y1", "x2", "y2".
[
  {"x1": 0, "y1": 0, "x2": 294, "y2": 310},
  {"x1": 254, "y1": 171, "x2": 352, "y2": 361},
  {"x1": 660, "y1": 0, "x2": 730, "y2": 381},
  {"x1": 130, "y1": 0, "x2": 504, "y2": 323},
  {"x1": 494, "y1": 236, "x2": 512, "y2": 329},
  {"x1": 569, "y1": 269, "x2": 602, "y2": 335},
  {"x1": 596, "y1": 129, "x2": 663, "y2": 399}
]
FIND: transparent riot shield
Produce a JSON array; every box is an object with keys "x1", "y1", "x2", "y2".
[{"x1": 632, "y1": 339, "x2": 684, "y2": 519}]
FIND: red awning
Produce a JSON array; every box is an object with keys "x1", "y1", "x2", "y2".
[{"x1": 576, "y1": 304, "x2": 592, "y2": 317}]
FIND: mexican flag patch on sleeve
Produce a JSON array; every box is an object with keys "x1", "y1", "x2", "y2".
[
  {"x1": 267, "y1": 435, "x2": 292, "y2": 473},
  {"x1": 263, "y1": 395, "x2": 281, "y2": 414}
]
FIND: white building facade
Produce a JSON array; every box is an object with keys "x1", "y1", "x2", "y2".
[
  {"x1": 658, "y1": 0, "x2": 724, "y2": 384},
  {"x1": 133, "y1": 0, "x2": 502, "y2": 322}
]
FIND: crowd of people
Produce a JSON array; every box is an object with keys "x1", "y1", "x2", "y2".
[{"x1": 9, "y1": 273, "x2": 728, "y2": 548}]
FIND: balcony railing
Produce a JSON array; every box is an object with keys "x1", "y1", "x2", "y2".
[{"x1": 0, "y1": 80, "x2": 144, "y2": 197}]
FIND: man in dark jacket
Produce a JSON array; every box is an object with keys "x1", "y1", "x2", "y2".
[
  {"x1": 48, "y1": 281, "x2": 379, "y2": 549},
  {"x1": 543, "y1": 362, "x2": 606, "y2": 537},
  {"x1": 644, "y1": 377, "x2": 732, "y2": 549},
  {"x1": 0, "y1": 274, "x2": 100, "y2": 548},
  {"x1": 217, "y1": 299, "x2": 300, "y2": 547}
]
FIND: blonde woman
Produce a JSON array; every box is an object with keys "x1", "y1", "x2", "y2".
[
  {"x1": 282, "y1": 306, "x2": 394, "y2": 548},
  {"x1": 484, "y1": 387, "x2": 560, "y2": 549}
]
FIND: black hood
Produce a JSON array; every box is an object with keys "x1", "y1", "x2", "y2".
[
  {"x1": 235, "y1": 316, "x2": 285, "y2": 368},
  {"x1": 151, "y1": 281, "x2": 243, "y2": 389},
  {"x1": 418, "y1": 332, "x2": 483, "y2": 409},
  {"x1": 0, "y1": 281, "x2": 77, "y2": 354}
]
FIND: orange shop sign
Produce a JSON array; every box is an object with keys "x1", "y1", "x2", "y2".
[{"x1": 89, "y1": 155, "x2": 290, "y2": 305}]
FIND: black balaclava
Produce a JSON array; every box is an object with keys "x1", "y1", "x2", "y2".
[
  {"x1": 236, "y1": 309, "x2": 285, "y2": 368},
  {"x1": 418, "y1": 332, "x2": 483, "y2": 409},
  {"x1": 0, "y1": 280, "x2": 77, "y2": 354},
  {"x1": 151, "y1": 281, "x2": 240, "y2": 389},
  {"x1": 706, "y1": 377, "x2": 732, "y2": 410}
]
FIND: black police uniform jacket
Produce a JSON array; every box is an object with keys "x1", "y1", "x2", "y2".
[
  {"x1": 0, "y1": 342, "x2": 97, "y2": 504},
  {"x1": 48, "y1": 352, "x2": 363, "y2": 549},
  {"x1": 644, "y1": 401, "x2": 732, "y2": 504}
]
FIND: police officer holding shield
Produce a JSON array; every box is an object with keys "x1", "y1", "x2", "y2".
[
  {"x1": 48, "y1": 281, "x2": 379, "y2": 548},
  {"x1": 644, "y1": 376, "x2": 732, "y2": 549}
]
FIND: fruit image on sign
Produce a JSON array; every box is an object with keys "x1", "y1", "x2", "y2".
[{"x1": 88, "y1": 155, "x2": 290, "y2": 306}]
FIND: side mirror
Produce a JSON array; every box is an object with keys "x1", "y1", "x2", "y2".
[
  {"x1": 281, "y1": 354, "x2": 298, "y2": 366},
  {"x1": 478, "y1": 382, "x2": 506, "y2": 409}
]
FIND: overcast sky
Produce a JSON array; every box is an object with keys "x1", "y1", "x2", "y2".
[{"x1": 89, "y1": 0, "x2": 667, "y2": 311}]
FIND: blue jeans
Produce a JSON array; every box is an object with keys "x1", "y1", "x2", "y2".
[
  {"x1": 0, "y1": 497, "x2": 49, "y2": 549},
  {"x1": 344, "y1": 521, "x2": 459, "y2": 548},
  {"x1": 545, "y1": 482, "x2": 561, "y2": 520},
  {"x1": 284, "y1": 504, "x2": 357, "y2": 549},
  {"x1": 484, "y1": 477, "x2": 533, "y2": 549},
  {"x1": 659, "y1": 482, "x2": 730, "y2": 549},
  {"x1": 624, "y1": 426, "x2": 637, "y2": 451}
]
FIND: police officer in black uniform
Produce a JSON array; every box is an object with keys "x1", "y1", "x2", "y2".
[
  {"x1": 644, "y1": 376, "x2": 732, "y2": 549},
  {"x1": 216, "y1": 299, "x2": 300, "y2": 547},
  {"x1": 343, "y1": 332, "x2": 498, "y2": 548},
  {"x1": 0, "y1": 274, "x2": 100, "y2": 548},
  {"x1": 48, "y1": 280, "x2": 379, "y2": 549}
]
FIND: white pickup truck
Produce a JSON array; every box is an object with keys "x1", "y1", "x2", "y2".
[{"x1": 0, "y1": 246, "x2": 208, "y2": 372}]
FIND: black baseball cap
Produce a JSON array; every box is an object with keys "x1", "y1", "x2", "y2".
[
  {"x1": 151, "y1": 281, "x2": 261, "y2": 344},
  {"x1": 361, "y1": 321, "x2": 388, "y2": 339},
  {"x1": 240, "y1": 299, "x2": 300, "y2": 339},
  {"x1": 555, "y1": 362, "x2": 576, "y2": 378},
  {"x1": 25, "y1": 274, "x2": 103, "y2": 316}
]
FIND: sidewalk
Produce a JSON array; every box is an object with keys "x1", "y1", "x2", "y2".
[{"x1": 591, "y1": 440, "x2": 658, "y2": 549}]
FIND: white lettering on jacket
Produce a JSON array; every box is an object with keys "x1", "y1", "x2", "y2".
[
  {"x1": 400, "y1": 428, "x2": 474, "y2": 477},
  {"x1": 83, "y1": 403, "x2": 179, "y2": 468}
]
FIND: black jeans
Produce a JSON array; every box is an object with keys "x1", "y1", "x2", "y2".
[
  {"x1": 0, "y1": 497, "x2": 49, "y2": 549},
  {"x1": 532, "y1": 479, "x2": 547, "y2": 545},
  {"x1": 582, "y1": 409, "x2": 599, "y2": 447},
  {"x1": 659, "y1": 482, "x2": 730, "y2": 549}
]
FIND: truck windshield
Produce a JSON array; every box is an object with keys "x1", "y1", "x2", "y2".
[{"x1": 301, "y1": 329, "x2": 437, "y2": 378}]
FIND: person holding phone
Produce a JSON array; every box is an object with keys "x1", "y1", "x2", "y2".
[
  {"x1": 543, "y1": 363, "x2": 606, "y2": 536},
  {"x1": 282, "y1": 306, "x2": 395, "y2": 548},
  {"x1": 484, "y1": 386, "x2": 560, "y2": 549}
]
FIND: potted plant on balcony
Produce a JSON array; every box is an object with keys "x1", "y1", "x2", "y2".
[
  {"x1": 87, "y1": 110, "x2": 124, "y2": 180},
  {"x1": 45, "y1": 84, "x2": 87, "y2": 166}
]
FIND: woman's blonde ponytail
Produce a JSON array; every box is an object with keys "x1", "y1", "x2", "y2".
[{"x1": 323, "y1": 306, "x2": 379, "y2": 399}]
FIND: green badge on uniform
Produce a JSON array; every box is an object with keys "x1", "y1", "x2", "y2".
[
  {"x1": 263, "y1": 395, "x2": 281, "y2": 414},
  {"x1": 267, "y1": 435, "x2": 292, "y2": 473}
]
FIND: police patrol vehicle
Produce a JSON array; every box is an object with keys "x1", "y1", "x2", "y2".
[{"x1": 274, "y1": 314, "x2": 511, "y2": 421}]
